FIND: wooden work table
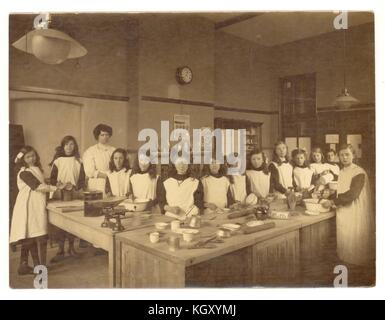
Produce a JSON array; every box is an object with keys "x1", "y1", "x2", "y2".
[
  {"x1": 115, "y1": 207, "x2": 336, "y2": 288},
  {"x1": 47, "y1": 200, "x2": 336, "y2": 288},
  {"x1": 46, "y1": 200, "x2": 173, "y2": 287}
]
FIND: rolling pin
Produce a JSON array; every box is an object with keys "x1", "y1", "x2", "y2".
[
  {"x1": 228, "y1": 206, "x2": 258, "y2": 219},
  {"x1": 242, "y1": 221, "x2": 275, "y2": 234},
  {"x1": 57, "y1": 205, "x2": 84, "y2": 213}
]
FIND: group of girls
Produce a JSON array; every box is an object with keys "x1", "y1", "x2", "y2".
[
  {"x1": 10, "y1": 124, "x2": 160, "y2": 274},
  {"x1": 10, "y1": 123, "x2": 374, "y2": 274}
]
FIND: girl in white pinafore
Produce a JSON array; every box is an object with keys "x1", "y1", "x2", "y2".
[
  {"x1": 291, "y1": 148, "x2": 314, "y2": 193},
  {"x1": 49, "y1": 135, "x2": 85, "y2": 263},
  {"x1": 228, "y1": 173, "x2": 248, "y2": 204},
  {"x1": 246, "y1": 149, "x2": 271, "y2": 199},
  {"x1": 106, "y1": 148, "x2": 131, "y2": 197},
  {"x1": 129, "y1": 154, "x2": 159, "y2": 211},
  {"x1": 157, "y1": 158, "x2": 203, "y2": 220},
  {"x1": 269, "y1": 142, "x2": 293, "y2": 198},
  {"x1": 324, "y1": 145, "x2": 375, "y2": 267},
  {"x1": 326, "y1": 148, "x2": 340, "y2": 181},
  {"x1": 310, "y1": 147, "x2": 334, "y2": 185},
  {"x1": 10, "y1": 146, "x2": 57, "y2": 275},
  {"x1": 201, "y1": 160, "x2": 232, "y2": 214}
]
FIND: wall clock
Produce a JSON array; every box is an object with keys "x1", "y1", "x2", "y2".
[{"x1": 176, "y1": 66, "x2": 193, "y2": 85}]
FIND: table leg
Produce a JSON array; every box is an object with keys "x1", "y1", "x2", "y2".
[{"x1": 108, "y1": 238, "x2": 116, "y2": 288}]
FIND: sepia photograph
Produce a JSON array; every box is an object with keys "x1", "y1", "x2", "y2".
[{"x1": 8, "y1": 11, "x2": 375, "y2": 289}]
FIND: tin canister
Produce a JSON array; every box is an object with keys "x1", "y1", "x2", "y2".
[
  {"x1": 61, "y1": 189, "x2": 73, "y2": 202},
  {"x1": 167, "y1": 235, "x2": 180, "y2": 251},
  {"x1": 83, "y1": 190, "x2": 103, "y2": 217},
  {"x1": 171, "y1": 220, "x2": 181, "y2": 231}
]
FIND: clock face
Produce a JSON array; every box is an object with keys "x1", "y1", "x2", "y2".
[{"x1": 177, "y1": 66, "x2": 193, "y2": 84}]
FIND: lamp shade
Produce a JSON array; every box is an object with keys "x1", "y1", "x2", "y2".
[
  {"x1": 333, "y1": 88, "x2": 360, "y2": 109},
  {"x1": 12, "y1": 28, "x2": 87, "y2": 64}
]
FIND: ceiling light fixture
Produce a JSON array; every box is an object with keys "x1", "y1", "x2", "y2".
[
  {"x1": 12, "y1": 13, "x2": 87, "y2": 65},
  {"x1": 333, "y1": 28, "x2": 359, "y2": 109}
]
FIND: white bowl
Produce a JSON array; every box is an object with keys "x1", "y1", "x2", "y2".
[
  {"x1": 303, "y1": 199, "x2": 330, "y2": 213},
  {"x1": 182, "y1": 232, "x2": 194, "y2": 242},
  {"x1": 155, "y1": 222, "x2": 168, "y2": 230},
  {"x1": 123, "y1": 198, "x2": 150, "y2": 212}
]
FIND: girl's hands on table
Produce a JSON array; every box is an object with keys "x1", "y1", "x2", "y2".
[{"x1": 56, "y1": 181, "x2": 66, "y2": 190}]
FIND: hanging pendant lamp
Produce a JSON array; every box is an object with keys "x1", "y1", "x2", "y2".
[
  {"x1": 333, "y1": 28, "x2": 359, "y2": 109},
  {"x1": 12, "y1": 13, "x2": 87, "y2": 65}
]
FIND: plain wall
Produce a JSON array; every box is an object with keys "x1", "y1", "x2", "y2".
[
  {"x1": 215, "y1": 31, "x2": 274, "y2": 111},
  {"x1": 214, "y1": 30, "x2": 278, "y2": 151},
  {"x1": 10, "y1": 90, "x2": 132, "y2": 175},
  {"x1": 271, "y1": 22, "x2": 375, "y2": 109},
  {"x1": 138, "y1": 14, "x2": 215, "y2": 102}
]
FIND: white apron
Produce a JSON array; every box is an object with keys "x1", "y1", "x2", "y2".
[
  {"x1": 107, "y1": 169, "x2": 131, "y2": 197},
  {"x1": 336, "y1": 164, "x2": 375, "y2": 266},
  {"x1": 10, "y1": 167, "x2": 47, "y2": 243},
  {"x1": 310, "y1": 162, "x2": 329, "y2": 175},
  {"x1": 201, "y1": 176, "x2": 230, "y2": 209},
  {"x1": 50, "y1": 156, "x2": 82, "y2": 199},
  {"x1": 310, "y1": 163, "x2": 333, "y2": 185},
  {"x1": 53, "y1": 156, "x2": 81, "y2": 186},
  {"x1": 293, "y1": 167, "x2": 314, "y2": 189},
  {"x1": 83, "y1": 144, "x2": 115, "y2": 197},
  {"x1": 130, "y1": 173, "x2": 158, "y2": 200},
  {"x1": 230, "y1": 175, "x2": 247, "y2": 204},
  {"x1": 246, "y1": 170, "x2": 271, "y2": 199},
  {"x1": 271, "y1": 162, "x2": 293, "y2": 198},
  {"x1": 164, "y1": 177, "x2": 199, "y2": 213}
]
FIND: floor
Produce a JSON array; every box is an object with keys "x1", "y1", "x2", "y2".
[{"x1": 9, "y1": 239, "x2": 109, "y2": 289}]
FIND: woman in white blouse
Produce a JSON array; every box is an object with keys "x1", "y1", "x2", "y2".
[{"x1": 83, "y1": 124, "x2": 115, "y2": 196}]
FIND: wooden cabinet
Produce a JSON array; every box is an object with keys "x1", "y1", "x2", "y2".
[
  {"x1": 280, "y1": 73, "x2": 317, "y2": 148},
  {"x1": 214, "y1": 118, "x2": 263, "y2": 155}
]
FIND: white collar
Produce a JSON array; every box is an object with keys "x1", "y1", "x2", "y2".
[{"x1": 96, "y1": 143, "x2": 111, "y2": 151}]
